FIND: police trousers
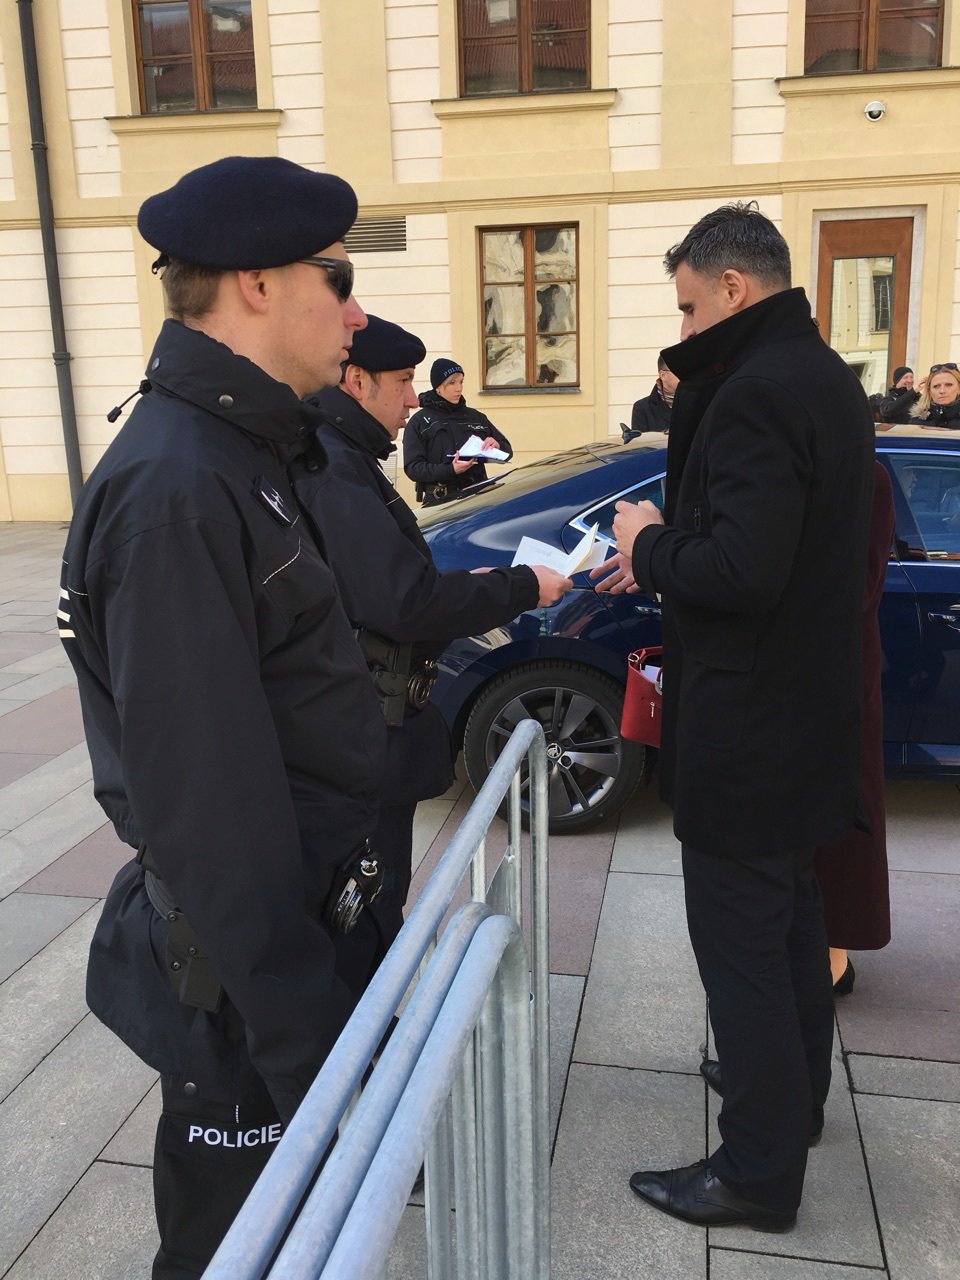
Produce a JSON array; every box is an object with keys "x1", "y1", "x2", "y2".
[
  {"x1": 152, "y1": 1003, "x2": 284, "y2": 1280},
  {"x1": 681, "y1": 843, "x2": 835, "y2": 1214}
]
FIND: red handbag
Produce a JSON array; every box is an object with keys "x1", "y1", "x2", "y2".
[{"x1": 621, "y1": 646, "x2": 663, "y2": 747}]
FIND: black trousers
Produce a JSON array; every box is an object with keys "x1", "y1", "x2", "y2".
[
  {"x1": 151, "y1": 906, "x2": 383, "y2": 1278},
  {"x1": 368, "y1": 800, "x2": 419, "y2": 947},
  {"x1": 681, "y1": 843, "x2": 834, "y2": 1214}
]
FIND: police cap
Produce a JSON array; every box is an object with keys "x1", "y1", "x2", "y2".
[
  {"x1": 137, "y1": 156, "x2": 358, "y2": 270},
  {"x1": 346, "y1": 315, "x2": 426, "y2": 373}
]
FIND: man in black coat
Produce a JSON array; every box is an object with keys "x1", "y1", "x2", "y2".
[
  {"x1": 623, "y1": 356, "x2": 677, "y2": 439},
  {"x1": 878, "y1": 365, "x2": 916, "y2": 423},
  {"x1": 59, "y1": 157, "x2": 386, "y2": 1278},
  {"x1": 602, "y1": 203, "x2": 874, "y2": 1230},
  {"x1": 296, "y1": 316, "x2": 571, "y2": 944}
]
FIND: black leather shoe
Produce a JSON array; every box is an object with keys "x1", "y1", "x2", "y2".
[
  {"x1": 833, "y1": 959, "x2": 856, "y2": 996},
  {"x1": 629, "y1": 1159, "x2": 796, "y2": 1231},
  {"x1": 698, "y1": 1059, "x2": 823, "y2": 1147},
  {"x1": 699, "y1": 1058, "x2": 722, "y2": 1097}
]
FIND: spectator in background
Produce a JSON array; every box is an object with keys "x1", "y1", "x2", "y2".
[
  {"x1": 403, "y1": 359, "x2": 513, "y2": 505},
  {"x1": 878, "y1": 366, "x2": 916, "y2": 424},
  {"x1": 909, "y1": 363, "x2": 960, "y2": 429},
  {"x1": 623, "y1": 356, "x2": 677, "y2": 440}
]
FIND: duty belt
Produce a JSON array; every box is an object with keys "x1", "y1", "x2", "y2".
[
  {"x1": 355, "y1": 626, "x2": 439, "y2": 727},
  {"x1": 137, "y1": 844, "x2": 224, "y2": 1013}
]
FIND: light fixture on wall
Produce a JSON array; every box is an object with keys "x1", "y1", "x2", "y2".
[{"x1": 864, "y1": 100, "x2": 886, "y2": 121}]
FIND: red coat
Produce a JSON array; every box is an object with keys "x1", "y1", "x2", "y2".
[{"x1": 814, "y1": 462, "x2": 894, "y2": 950}]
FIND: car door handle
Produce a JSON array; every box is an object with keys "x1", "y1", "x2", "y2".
[
  {"x1": 633, "y1": 604, "x2": 662, "y2": 617},
  {"x1": 927, "y1": 611, "x2": 960, "y2": 629}
]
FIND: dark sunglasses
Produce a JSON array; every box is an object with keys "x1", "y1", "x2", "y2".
[
  {"x1": 930, "y1": 362, "x2": 958, "y2": 374},
  {"x1": 297, "y1": 256, "x2": 354, "y2": 302}
]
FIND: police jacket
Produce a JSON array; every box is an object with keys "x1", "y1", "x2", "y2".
[
  {"x1": 627, "y1": 383, "x2": 672, "y2": 437},
  {"x1": 403, "y1": 389, "x2": 513, "y2": 504},
  {"x1": 59, "y1": 320, "x2": 385, "y2": 1120},
  {"x1": 630, "y1": 288, "x2": 874, "y2": 858},
  {"x1": 296, "y1": 387, "x2": 539, "y2": 801}
]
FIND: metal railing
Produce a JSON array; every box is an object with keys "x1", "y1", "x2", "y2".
[{"x1": 204, "y1": 718, "x2": 550, "y2": 1280}]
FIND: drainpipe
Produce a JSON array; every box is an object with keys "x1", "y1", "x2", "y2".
[{"x1": 17, "y1": 0, "x2": 83, "y2": 508}]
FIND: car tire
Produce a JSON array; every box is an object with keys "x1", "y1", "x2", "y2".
[{"x1": 462, "y1": 661, "x2": 645, "y2": 834}]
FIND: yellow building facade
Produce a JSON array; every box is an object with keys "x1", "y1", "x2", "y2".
[{"x1": 1, "y1": 0, "x2": 959, "y2": 520}]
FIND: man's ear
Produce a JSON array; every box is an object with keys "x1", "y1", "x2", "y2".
[
  {"x1": 718, "y1": 269, "x2": 749, "y2": 313},
  {"x1": 235, "y1": 269, "x2": 271, "y2": 314},
  {"x1": 341, "y1": 362, "x2": 364, "y2": 398}
]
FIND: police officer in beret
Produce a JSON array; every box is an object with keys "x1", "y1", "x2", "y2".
[
  {"x1": 295, "y1": 316, "x2": 571, "y2": 945},
  {"x1": 58, "y1": 156, "x2": 386, "y2": 1278}
]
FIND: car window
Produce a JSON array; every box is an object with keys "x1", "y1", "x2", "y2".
[
  {"x1": 887, "y1": 452, "x2": 960, "y2": 561},
  {"x1": 571, "y1": 474, "x2": 666, "y2": 543}
]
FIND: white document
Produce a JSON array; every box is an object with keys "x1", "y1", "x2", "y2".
[
  {"x1": 448, "y1": 435, "x2": 510, "y2": 462},
  {"x1": 511, "y1": 524, "x2": 608, "y2": 576}
]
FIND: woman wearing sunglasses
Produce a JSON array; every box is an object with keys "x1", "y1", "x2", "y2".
[{"x1": 909, "y1": 362, "x2": 960, "y2": 428}]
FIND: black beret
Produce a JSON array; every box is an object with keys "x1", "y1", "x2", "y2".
[
  {"x1": 430, "y1": 358, "x2": 464, "y2": 389},
  {"x1": 137, "y1": 156, "x2": 358, "y2": 270},
  {"x1": 346, "y1": 314, "x2": 426, "y2": 372}
]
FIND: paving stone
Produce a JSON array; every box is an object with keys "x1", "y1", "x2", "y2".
[
  {"x1": 575, "y1": 871, "x2": 706, "y2": 1072},
  {"x1": 0, "y1": 784, "x2": 106, "y2": 898},
  {"x1": 0, "y1": 754, "x2": 52, "y2": 789},
  {"x1": 100, "y1": 1080, "x2": 160, "y2": 1167},
  {"x1": 611, "y1": 782, "x2": 682, "y2": 876},
  {"x1": 0, "y1": 644, "x2": 71, "y2": 677},
  {"x1": 0, "y1": 616, "x2": 59, "y2": 635},
  {"x1": 0, "y1": 906, "x2": 100, "y2": 1101},
  {"x1": 0, "y1": 697, "x2": 30, "y2": 716},
  {"x1": 710, "y1": 1251, "x2": 883, "y2": 1279},
  {"x1": 387, "y1": 1203, "x2": 428, "y2": 1279},
  {"x1": 708, "y1": 1044, "x2": 884, "y2": 1267},
  {"x1": 551, "y1": 1063, "x2": 706, "y2": 1280},
  {"x1": 0, "y1": 685, "x2": 85, "y2": 756},
  {"x1": 542, "y1": 822, "x2": 614, "y2": 977},
  {"x1": 0, "y1": 601, "x2": 57, "y2": 617},
  {"x1": 411, "y1": 794, "x2": 459, "y2": 879},
  {"x1": 885, "y1": 779, "x2": 960, "y2": 874},
  {"x1": 848, "y1": 1053, "x2": 960, "y2": 1103},
  {"x1": 21, "y1": 822, "x2": 132, "y2": 898},
  {"x1": 0, "y1": 742, "x2": 92, "y2": 833},
  {"x1": 835, "y1": 870, "x2": 960, "y2": 1063},
  {"x1": 0, "y1": 1014, "x2": 158, "y2": 1275},
  {"x1": 4, "y1": 1161, "x2": 157, "y2": 1280},
  {"x1": 0, "y1": 634, "x2": 62, "y2": 668},
  {"x1": 550, "y1": 974, "x2": 584, "y2": 1144},
  {"x1": 0, "y1": 892, "x2": 97, "y2": 984},
  {"x1": 857, "y1": 1093, "x2": 960, "y2": 1280},
  {"x1": 0, "y1": 665, "x2": 77, "y2": 703}
]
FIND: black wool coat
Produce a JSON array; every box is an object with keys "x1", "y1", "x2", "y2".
[
  {"x1": 630, "y1": 288, "x2": 875, "y2": 857},
  {"x1": 629, "y1": 383, "x2": 672, "y2": 435}
]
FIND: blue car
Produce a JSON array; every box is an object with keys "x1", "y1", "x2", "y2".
[{"x1": 420, "y1": 426, "x2": 960, "y2": 833}]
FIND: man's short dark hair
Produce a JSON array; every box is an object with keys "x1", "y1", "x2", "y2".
[
  {"x1": 161, "y1": 258, "x2": 224, "y2": 322},
  {"x1": 663, "y1": 201, "x2": 791, "y2": 290}
]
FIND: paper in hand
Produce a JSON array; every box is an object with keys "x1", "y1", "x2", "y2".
[
  {"x1": 511, "y1": 524, "x2": 608, "y2": 576},
  {"x1": 448, "y1": 435, "x2": 510, "y2": 462}
]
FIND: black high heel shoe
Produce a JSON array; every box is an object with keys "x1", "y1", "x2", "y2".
[{"x1": 833, "y1": 958, "x2": 856, "y2": 996}]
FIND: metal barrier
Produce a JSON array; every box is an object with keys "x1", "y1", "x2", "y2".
[{"x1": 204, "y1": 718, "x2": 550, "y2": 1280}]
